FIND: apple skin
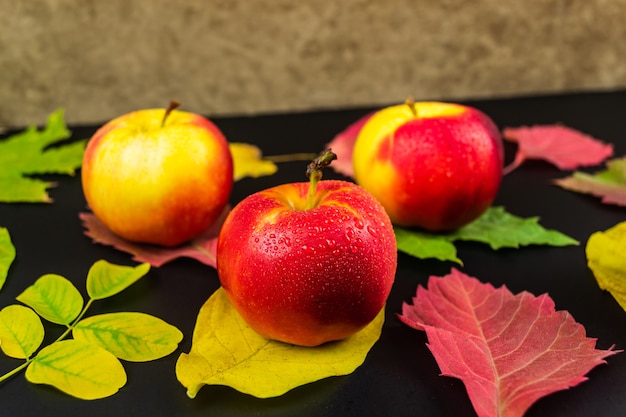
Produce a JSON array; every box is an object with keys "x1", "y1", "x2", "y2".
[
  {"x1": 82, "y1": 108, "x2": 233, "y2": 247},
  {"x1": 216, "y1": 179, "x2": 397, "y2": 347},
  {"x1": 352, "y1": 101, "x2": 504, "y2": 231}
]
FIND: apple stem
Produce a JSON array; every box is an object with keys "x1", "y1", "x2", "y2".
[
  {"x1": 305, "y1": 149, "x2": 337, "y2": 210},
  {"x1": 405, "y1": 97, "x2": 418, "y2": 117},
  {"x1": 161, "y1": 100, "x2": 181, "y2": 127}
]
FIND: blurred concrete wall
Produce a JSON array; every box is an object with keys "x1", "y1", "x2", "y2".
[{"x1": 1, "y1": 0, "x2": 625, "y2": 128}]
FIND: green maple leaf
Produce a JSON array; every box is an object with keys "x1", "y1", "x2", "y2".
[
  {"x1": 395, "y1": 206, "x2": 578, "y2": 264},
  {"x1": 0, "y1": 109, "x2": 86, "y2": 203}
]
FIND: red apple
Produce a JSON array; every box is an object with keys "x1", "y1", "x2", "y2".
[
  {"x1": 216, "y1": 150, "x2": 397, "y2": 346},
  {"x1": 352, "y1": 100, "x2": 503, "y2": 231},
  {"x1": 81, "y1": 101, "x2": 233, "y2": 246}
]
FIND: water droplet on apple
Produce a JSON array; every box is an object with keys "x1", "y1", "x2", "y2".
[
  {"x1": 344, "y1": 227, "x2": 355, "y2": 243},
  {"x1": 354, "y1": 217, "x2": 364, "y2": 229},
  {"x1": 326, "y1": 238, "x2": 336, "y2": 249},
  {"x1": 301, "y1": 245, "x2": 316, "y2": 254},
  {"x1": 254, "y1": 237, "x2": 260, "y2": 243},
  {"x1": 269, "y1": 233, "x2": 276, "y2": 239},
  {"x1": 284, "y1": 237, "x2": 292, "y2": 247},
  {"x1": 367, "y1": 225, "x2": 378, "y2": 237}
]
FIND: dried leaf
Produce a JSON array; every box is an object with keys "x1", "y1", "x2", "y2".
[
  {"x1": 79, "y1": 206, "x2": 228, "y2": 268},
  {"x1": 229, "y1": 142, "x2": 278, "y2": 180},
  {"x1": 176, "y1": 287, "x2": 384, "y2": 399},
  {"x1": 16, "y1": 274, "x2": 83, "y2": 325},
  {"x1": 555, "y1": 157, "x2": 626, "y2": 206},
  {"x1": 399, "y1": 268, "x2": 619, "y2": 417},
  {"x1": 73, "y1": 312, "x2": 183, "y2": 362},
  {"x1": 25, "y1": 339, "x2": 127, "y2": 400},
  {"x1": 86, "y1": 260, "x2": 150, "y2": 300},
  {"x1": 586, "y1": 221, "x2": 626, "y2": 310},
  {"x1": 0, "y1": 227, "x2": 16, "y2": 291},
  {"x1": 325, "y1": 112, "x2": 374, "y2": 177},
  {"x1": 0, "y1": 109, "x2": 86, "y2": 202},
  {"x1": 503, "y1": 125, "x2": 613, "y2": 174},
  {"x1": 394, "y1": 206, "x2": 578, "y2": 264},
  {"x1": 0, "y1": 304, "x2": 44, "y2": 359}
]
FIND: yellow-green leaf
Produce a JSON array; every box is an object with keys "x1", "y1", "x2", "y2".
[
  {"x1": 0, "y1": 227, "x2": 16, "y2": 291},
  {"x1": 16, "y1": 274, "x2": 83, "y2": 325},
  {"x1": 0, "y1": 304, "x2": 44, "y2": 359},
  {"x1": 586, "y1": 221, "x2": 626, "y2": 310},
  {"x1": 229, "y1": 142, "x2": 278, "y2": 181},
  {"x1": 73, "y1": 312, "x2": 183, "y2": 362},
  {"x1": 176, "y1": 287, "x2": 384, "y2": 399},
  {"x1": 86, "y1": 260, "x2": 150, "y2": 300},
  {"x1": 26, "y1": 339, "x2": 126, "y2": 400}
]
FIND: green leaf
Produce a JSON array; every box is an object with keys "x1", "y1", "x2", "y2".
[
  {"x1": 395, "y1": 206, "x2": 578, "y2": 263},
  {"x1": 16, "y1": 274, "x2": 83, "y2": 325},
  {"x1": 25, "y1": 339, "x2": 126, "y2": 400},
  {"x1": 394, "y1": 227, "x2": 461, "y2": 264},
  {"x1": 86, "y1": 260, "x2": 150, "y2": 300},
  {"x1": 449, "y1": 206, "x2": 579, "y2": 249},
  {"x1": 0, "y1": 227, "x2": 16, "y2": 291},
  {"x1": 0, "y1": 108, "x2": 87, "y2": 203},
  {"x1": 0, "y1": 305, "x2": 44, "y2": 359},
  {"x1": 73, "y1": 312, "x2": 183, "y2": 362},
  {"x1": 176, "y1": 287, "x2": 384, "y2": 399}
]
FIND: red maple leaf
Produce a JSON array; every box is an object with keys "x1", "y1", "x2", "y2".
[
  {"x1": 502, "y1": 125, "x2": 613, "y2": 174},
  {"x1": 398, "y1": 268, "x2": 619, "y2": 417},
  {"x1": 325, "y1": 112, "x2": 374, "y2": 178},
  {"x1": 79, "y1": 207, "x2": 229, "y2": 268}
]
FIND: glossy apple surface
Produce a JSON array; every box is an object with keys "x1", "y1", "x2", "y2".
[
  {"x1": 216, "y1": 179, "x2": 397, "y2": 347},
  {"x1": 82, "y1": 107, "x2": 233, "y2": 246},
  {"x1": 352, "y1": 101, "x2": 503, "y2": 231}
]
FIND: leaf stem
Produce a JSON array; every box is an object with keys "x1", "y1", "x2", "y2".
[
  {"x1": 305, "y1": 149, "x2": 337, "y2": 210},
  {"x1": 0, "y1": 359, "x2": 32, "y2": 383}
]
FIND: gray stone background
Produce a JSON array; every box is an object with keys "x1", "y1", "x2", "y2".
[{"x1": 1, "y1": 0, "x2": 625, "y2": 129}]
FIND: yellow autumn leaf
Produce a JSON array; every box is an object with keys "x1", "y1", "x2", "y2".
[
  {"x1": 176, "y1": 287, "x2": 384, "y2": 399},
  {"x1": 586, "y1": 221, "x2": 626, "y2": 310},
  {"x1": 229, "y1": 142, "x2": 278, "y2": 181},
  {"x1": 26, "y1": 339, "x2": 127, "y2": 400}
]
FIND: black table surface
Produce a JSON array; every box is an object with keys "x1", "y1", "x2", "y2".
[{"x1": 1, "y1": 90, "x2": 626, "y2": 416}]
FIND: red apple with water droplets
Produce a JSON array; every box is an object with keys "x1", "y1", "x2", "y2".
[
  {"x1": 353, "y1": 100, "x2": 503, "y2": 231},
  {"x1": 216, "y1": 150, "x2": 397, "y2": 346}
]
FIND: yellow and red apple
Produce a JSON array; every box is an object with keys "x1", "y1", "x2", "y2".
[
  {"x1": 216, "y1": 151, "x2": 397, "y2": 346},
  {"x1": 81, "y1": 102, "x2": 233, "y2": 247},
  {"x1": 353, "y1": 101, "x2": 504, "y2": 231}
]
